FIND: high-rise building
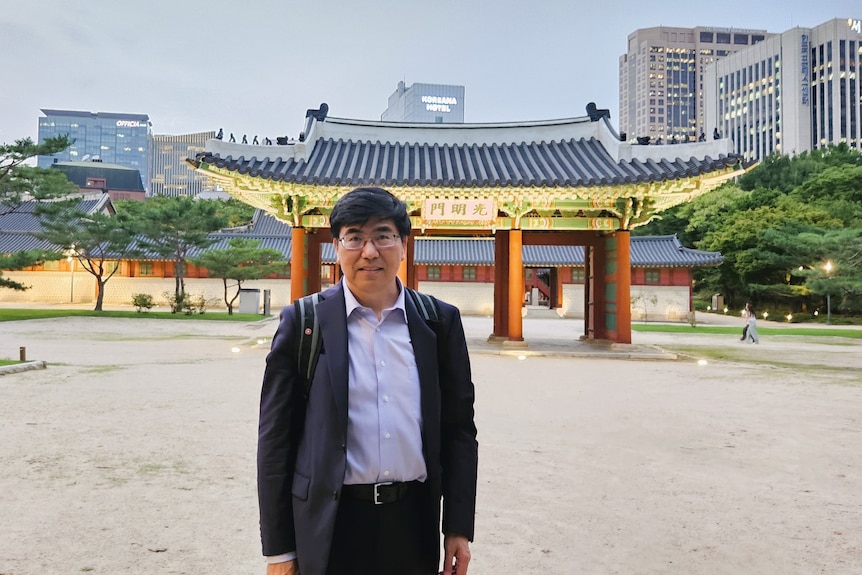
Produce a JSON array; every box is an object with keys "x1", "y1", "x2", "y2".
[
  {"x1": 37, "y1": 110, "x2": 152, "y2": 184},
  {"x1": 381, "y1": 81, "x2": 465, "y2": 123},
  {"x1": 150, "y1": 131, "x2": 216, "y2": 197},
  {"x1": 705, "y1": 17, "x2": 862, "y2": 161},
  {"x1": 619, "y1": 26, "x2": 772, "y2": 144}
]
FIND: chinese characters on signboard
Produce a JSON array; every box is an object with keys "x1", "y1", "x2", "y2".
[{"x1": 423, "y1": 199, "x2": 495, "y2": 222}]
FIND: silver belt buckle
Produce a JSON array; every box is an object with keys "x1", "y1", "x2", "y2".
[{"x1": 373, "y1": 481, "x2": 393, "y2": 505}]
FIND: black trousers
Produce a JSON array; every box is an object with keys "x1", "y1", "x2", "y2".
[{"x1": 326, "y1": 490, "x2": 431, "y2": 575}]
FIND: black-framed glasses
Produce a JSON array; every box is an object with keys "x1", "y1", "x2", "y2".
[{"x1": 338, "y1": 233, "x2": 401, "y2": 251}]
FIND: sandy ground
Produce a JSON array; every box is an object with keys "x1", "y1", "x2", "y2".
[{"x1": 1, "y1": 313, "x2": 861, "y2": 574}]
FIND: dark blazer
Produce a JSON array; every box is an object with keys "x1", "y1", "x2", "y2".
[{"x1": 258, "y1": 282, "x2": 478, "y2": 575}]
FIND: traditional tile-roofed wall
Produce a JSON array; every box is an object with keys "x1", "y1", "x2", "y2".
[
  {"x1": 0, "y1": 196, "x2": 113, "y2": 254},
  {"x1": 209, "y1": 212, "x2": 721, "y2": 268},
  {"x1": 2, "y1": 203, "x2": 721, "y2": 269}
]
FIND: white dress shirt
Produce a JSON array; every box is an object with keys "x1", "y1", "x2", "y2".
[{"x1": 342, "y1": 280, "x2": 427, "y2": 485}]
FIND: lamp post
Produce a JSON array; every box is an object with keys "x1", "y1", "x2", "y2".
[
  {"x1": 65, "y1": 245, "x2": 76, "y2": 304},
  {"x1": 824, "y1": 260, "x2": 833, "y2": 325}
]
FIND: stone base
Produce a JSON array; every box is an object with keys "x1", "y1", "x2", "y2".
[{"x1": 501, "y1": 339, "x2": 529, "y2": 349}]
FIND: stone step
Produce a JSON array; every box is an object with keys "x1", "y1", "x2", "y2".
[{"x1": 523, "y1": 306, "x2": 562, "y2": 319}]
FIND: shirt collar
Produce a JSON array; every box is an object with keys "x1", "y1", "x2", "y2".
[{"x1": 342, "y1": 277, "x2": 407, "y2": 320}]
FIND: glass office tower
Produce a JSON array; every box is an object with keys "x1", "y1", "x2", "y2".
[
  {"x1": 150, "y1": 131, "x2": 216, "y2": 197},
  {"x1": 619, "y1": 27, "x2": 771, "y2": 144},
  {"x1": 37, "y1": 109, "x2": 152, "y2": 182},
  {"x1": 704, "y1": 18, "x2": 862, "y2": 161}
]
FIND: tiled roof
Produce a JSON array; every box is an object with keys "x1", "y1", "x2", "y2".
[
  {"x1": 205, "y1": 212, "x2": 720, "y2": 268},
  {"x1": 0, "y1": 195, "x2": 113, "y2": 254},
  {"x1": 52, "y1": 162, "x2": 146, "y2": 192},
  {"x1": 194, "y1": 109, "x2": 742, "y2": 188},
  {"x1": 407, "y1": 235, "x2": 721, "y2": 268},
  {"x1": 630, "y1": 235, "x2": 724, "y2": 267}
]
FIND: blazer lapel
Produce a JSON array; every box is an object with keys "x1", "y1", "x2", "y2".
[
  {"x1": 315, "y1": 284, "x2": 349, "y2": 432},
  {"x1": 406, "y1": 294, "x2": 440, "y2": 439}
]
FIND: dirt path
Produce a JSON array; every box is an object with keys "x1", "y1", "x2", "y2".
[{"x1": 1, "y1": 316, "x2": 860, "y2": 574}]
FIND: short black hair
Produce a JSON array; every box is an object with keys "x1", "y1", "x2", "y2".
[{"x1": 329, "y1": 187, "x2": 411, "y2": 239}]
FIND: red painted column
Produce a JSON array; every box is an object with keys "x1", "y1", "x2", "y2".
[
  {"x1": 492, "y1": 231, "x2": 509, "y2": 339},
  {"x1": 614, "y1": 231, "x2": 632, "y2": 344},
  {"x1": 405, "y1": 234, "x2": 417, "y2": 290},
  {"x1": 507, "y1": 229, "x2": 524, "y2": 343},
  {"x1": 595, "y1": 232, "x2": 632, "y2": 344},
  {"x1": 306, "y1": 231, "x2": 322, "y2": 295},
  {"x1": 290, "y1": 227, "x2": 307, "y2": 302}
]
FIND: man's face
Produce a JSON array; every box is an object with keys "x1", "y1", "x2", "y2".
[{"x1": 334, "y1": 218, "x2": 406, "y2": 301}]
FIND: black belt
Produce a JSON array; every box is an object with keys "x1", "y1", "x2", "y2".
[{"x1": 341, "y1": 481, "x2": 420, "y2": 505}]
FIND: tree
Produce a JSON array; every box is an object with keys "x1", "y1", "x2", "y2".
[
  {"x1": 1, "y1": 136, "x2": 76, "y2": 208},
  {"x1": 1, "y1": 135, "x2": 77, "y2": 290},
  {"x1": 120, "y1": 196, "x2": 227, "y2": 311},
  {"x1": 191, "y1": 238, "x2": 285, "y2": 314},
  {"x1": 34, "y1": 198, "x2": 141, "y2": 311}
]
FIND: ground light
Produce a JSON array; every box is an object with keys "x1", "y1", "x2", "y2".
[
  {"x1": 231, "y1": 347, "x2": 241, "y2": 353},
  {"x1": 697, "y1": 359, "x2": 708, "y2": 366}
]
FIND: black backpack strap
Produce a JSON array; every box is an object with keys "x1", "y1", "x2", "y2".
[
  {"x1": 406, "y1": 287, "x2": 440, "y2": 323},
  {"x1": 293, "y1": 292, "x2": 322, "y2": 398}
]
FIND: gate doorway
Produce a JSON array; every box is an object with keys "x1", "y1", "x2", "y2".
[{"x1": 524, "y1": 267, "x2": 560, "y2": 309}]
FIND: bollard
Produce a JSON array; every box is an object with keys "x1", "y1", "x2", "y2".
[{"x1": 20, "y1": 346, "x2": 26, "y2": 362}]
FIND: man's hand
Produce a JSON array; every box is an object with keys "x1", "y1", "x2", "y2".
[
  {"x1": 442, "y1": 534, "x2": 471, "y2": 575},
  {"x1": 267, "y1": 560, "x2": 298, "y2": 575}
]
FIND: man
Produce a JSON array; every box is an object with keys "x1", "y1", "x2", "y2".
[{"x1": 258, "y1": 187, "x2": 478, "y2": 575}]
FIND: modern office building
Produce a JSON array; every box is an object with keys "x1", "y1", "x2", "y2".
[
  {"x1": 704, "y1": 17, "x2": 862, "y2": 161},
  {"x1": 381, "y1": 81, "x2": 465, "y2": 123},
  {"x1": 150, "y1": 131, "x2": 216, "y2": 197},
  {"x1": 619, "y1": 26, "x2": 772, "y2": 144},
  {"x1": 37, "y1": 110, "x2": 152, "y2": 184}
]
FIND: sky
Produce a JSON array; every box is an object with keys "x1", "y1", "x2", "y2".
[{"x1": 1, "y1": 0, "x2": 860, "y2": 145}]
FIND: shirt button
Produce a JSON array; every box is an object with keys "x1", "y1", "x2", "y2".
[
  {"x1": 383, "y1": 395, "x2": 390, "y2": 402},
  {"x1": 383, "y1": 470, "x2": 390, "y2": 477},
  {"x1": 380, "y1": 360, "x2": 386, "y2": 367},
  {"x1": 385, "y1": 433, "x2": 391, "y2": 439}
]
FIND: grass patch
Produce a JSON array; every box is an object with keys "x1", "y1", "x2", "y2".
[
  {"x1": 631, "y1": 323, "x2": 862, "y2": 339},
  {"x1": 0, "y1": 359, "x2": 23, "y2": 367},
  {"x1": 0, "y1": 309, "x2": 269, "y2": 322}
]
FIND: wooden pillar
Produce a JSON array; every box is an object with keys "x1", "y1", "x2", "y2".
[
  {"x1": 584, "y1": 246, "x2": 593, "y2": 339},
  {"x1": 405, "y1": 234, "x2": 418, "y2": 290},
  {"x1": 492, "y1": 231, "x2": 509, "y2": 339},
  {"x1": 290, "y1": 227, "x2": 307, "y2": 302},
  {"x1": 306, "y1": 231, "x2": 322, "y2": 295},
  {"x1": 613, "y1": 231, "x2": 632, "y2": 343},
  {"x1": 591, "y1": 232, "x2": 632, "y2": 344},
  {"x1": 589, "y1": 241, "x2": 605, "y2": 339},
  {"x1": 506, "y1": 229, "x2": 524, "y2": 343},
  {"x1": 549, "y1": 267, "x2": 561, "y2": 310}
]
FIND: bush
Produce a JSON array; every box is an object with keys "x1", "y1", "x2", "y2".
[
  {"x1": 190, "y1": 293, "x2": 217, "y2": 315},
  {"x1": 163, "y1": 291, "x2": 191, "y2": 314},
  {"x1": 131, "y1": 293, "x2": 155, "y2": 313}
]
